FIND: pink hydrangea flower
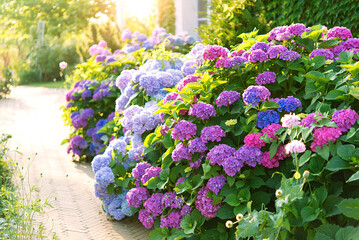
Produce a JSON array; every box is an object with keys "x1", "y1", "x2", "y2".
[
  {"x1": 285, "y1": 140, "x2": 306, "y2": 154},
  {"x1": 281, "y1": 113, "x2": 301, "y2": 128}
]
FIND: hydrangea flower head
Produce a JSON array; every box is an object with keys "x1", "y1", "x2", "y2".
[
  {"x1": 138, "y1": 209, "x2": 155, "y2": 229},
  {"x1": 95, "y1": 167, "x2": 114, "y2": 187},
  {"x1": 171, "y1": 120, "x2": 197, "y2": 140},
  {"x1": 126, "y1": 187, "x2": 150, "y2": 208},
  {"x1": 267, "y1": 45, "x2": 288, "y2": 59},
  {"x1": 276, "y1": 96, "x2": 302, "y2": 112},
  {"x1": 91, "y1": 154, "x2": 112, "y2": 173},
  {"x1": 285, "y1": 140, "x2": 306, "y2": 154},
  {"x1": 268, "y1": 26, "x2": 288, "y2": 41},
  {"x1": 331, "y1": 109, "x2": 359, "y2": 132},
  {"x1": 235, "y1": 145, "x2": 263, "y2": 167},
  {"x1": 248, "y1": 49, "x2": 268, "y2": 63},
  {"x1": 256, "y1": 71, "x2": 276, "y2": 85},
  {"x1": 207, "y1": 175, "x2": 226, "y2": 195},
  {"x1": 195, "y1": 187, "x2": 222, "y2": 218},
  {"x1": 257, "y1": 110, "x2": 280, "y2": 129},
  {"x1": 177, "y1": 75, "x2": 200, "y2": 91},
  {"x1": 326, "y1": 27, "x2": 352, "y2": 40},
  {"x1": 279, "y1": 50, "x2": 302, "y2": 61},
  {"x1": 207, "y1": 144, "x2": 236, "y2": 166},
  {"x1": 172, "y1": 143, "x2": 192, "y2": 162},
  {"x1": 132, "y1": 162, "x2": 152, "y2": 180},
  {"x1": 141, "y1": 167, "x2": 162, "y2": 185},
  {"x1": 202, "y1": 45, "x2": 229, "y2": 60},
  {"x1": 310, "y1": 49, "x2": 334, "y2": 60},
  {"x1": 160, "y1": 211, "x2": 182, "y2": 229},
  {"x1": 222, "y1": 157, "x2": 243, "y2": 176},
  {"x1": 216, "y1": 90, "x2": 241, "y2": 107},
  {"x1": 301, "y1": 113, "x2": 323, "y2": 128},
  {"x1": 189, "y1": 102, "x2": 216, "y2": 120},
  {"x1": 262, "y1": 123, "x2": 282, "y2": 139},
  {"x1": 281, "y1": 113, "x2": 301, "y2": 128},
  {"x1": 201, "y1": 125, "x2": 226, "y2": 143},
  {"x1": 162, "y1": 192, "x2": 184, "y2": 209},
  {"x1": 244, "y1": 133, "x2": 265, "y2": 148},
  {"x1": 250, "y1": 42, "x2": 270, "y2": 52},
  {"x1": 188, "y1": 137, "x2": 207, "y2": 154},
  {"x1": 287, "y1": 23, "x2": 307, "y2": 36},
  {"x1": 311, "y1": 127, "x2": 342, "y2": 152},
  {"x1": 243, "y1": 85, "x2": 271, "y2": 106},
  {"x1": 143, "y1": 193, "x2": 164, "y2": 217}
]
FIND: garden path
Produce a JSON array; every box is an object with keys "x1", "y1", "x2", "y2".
[{"x1": 0, "y1": 86, "x2": 150, "y2": 240}]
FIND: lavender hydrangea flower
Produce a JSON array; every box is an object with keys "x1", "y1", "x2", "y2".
[
  {"x1": 206, "y1": 144, "x2": 236, "y2": 166},
  {"x1": 176, "y1": 177, "x2": 186, "y2": 185},
  {"x1": 141, "y1": 167, "x2": 162, "y2": 185},
  {"x1": 156, "y1": 72, "x2": 174, "y2": 88},
  {"x1": 188, "y1": 102, "x2": 216, "y2": 120},
  {"x1": 162, "y1": 192, "x2": 184, "y2": 209},
  {"x1": 177, "y1": 75, "x2": 200, "y2": 91},
  {"x1": 81, "y1": 108, "x2": 94, "y2": 119},
  {"x1": 326, "y1": 27, "x2": 352, "y2": 40},
  {"x1": 115, "y1": 95, "x2": 129, "y2": 112},
  {"x1": 242, "y1": 86, "x2": 271, "y2": 106},
  {"x1": 276, "y1": 96, "x2": 302, "y2": 112},
  {"x1": 268, "y1": 26, "x2": 288, "y2": 41},
  {"x1": 188, "y1": 137, "x2": 207, "y2": 154},
  {"x1": 132, "y1": 162, "x2": 152, "y2": 180},
  {"x1": 160, "y1": 211, "x2": 182, "y2": 229},
  {"x1": 180, "y1": 205, "x2": 192, "y2": 217},
  {"x1": 235, "y1": 145, "x2": 263, "y2": 167},
  {"x1": 301, "y1": 113, "x2": 323, "y2": 128},
  {"x1": 116, "y1": 70, "x2": 132, "y2": 92},
  {"x1": 67, "y1": 135, "x2": 87, "y2": 155},
  {"x1": 71, "y1": 112, "x2": 88, "y2": 129},
  {"x1": 309, "y1": 49, "x2": 334, "y2": 60},
  {"x1": 195, "y1": 187, "x2": 221, "y2": 218},
  {"x1": 216, "y1": 90, "x2": 241, "y2": 107},
  {"x1": 181, "y1": 60, "x2": 197, "y2": 76},
  {"x1": 91, "y1": 154, "x2": 112, "y2": 173},
  {"x1": 94, "y1": 183, "x2": 108, "y2": 199},
  {"x1": 202, "y1": 45, "x2": 229, "y2": 61},
  {"x1": 121, "y1": 29, "x2": 132, "y2": 41},
  {"x1": 207, "y1": 175, "x2": 226, "y2": 195},
  {"x1": 126, "y1": 187, "x2": 150, "y2": 208},
  {"x1": 287, "y1": 23, "x2": 307, "y2": 36},
  {"x1": 222, "y1": 157, "x2": 243, "y2": 176},
  {"x1": 267, "y1": 45, "x2": 288, "y2": 59},
  {"x1": 144, "y1": 193, "x2": 164, "y2": 217},
  {"x1": 257, "y1": 110, "x2": 280, "y2": 129},
  {"x1": 139, "y1": 74, "x2": 160, "y2": 96},
  {"x1": 279, "y1": 50, "x2": 301, "y2": 61},
  {"x1": 250, "y1": 42, "x2": 270, "y2": 52},
  {"x1": 201, "y1": 125, "x2": 226, "y2": 143},
  {"x1": 95, "y1": 167, "x2": 114, "y2": 187},
  {"x1": 256, "y1": 71, "x2": 276, "y2": 85},
  {"x1": 172, "y1": 143, "x2": 192, "y2": 162},
  {"x1": 331, "y1": 109, "x2": 359, "y2": 132},
  {"x1": 248, "y1": 49, "x2": 268, "y2": 63},
  {"x1": 81, "y1": 89, "x2": 92, "y2": 99},
  {"x1": 138, "y1": 209, "x2": 155, "y2": 229},
  {"x1": 171, "y1": 120, "x2": 197, "y2": 140}
]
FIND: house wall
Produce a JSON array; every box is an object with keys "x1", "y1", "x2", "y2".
[{"x1": 175, "y1": 0, "x2": 199, "y2": 39}]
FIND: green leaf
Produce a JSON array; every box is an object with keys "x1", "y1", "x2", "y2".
[
  {"x1": 337, "y1": 51, "x2": 354, "y2": 63},
  {"x1": 349, "y1": 87, "x2": 359, "y2": 100},
  {"x1": 337, "y1": 198, "x2": 359, "y2": 220},
  {"x1": 144, "y1": 133, "x2": 156, "y2": 147},
  {"x1": 337, "y1": 145, "x2": 355, "y2": 161},
  {"x1": 180, "y1": 215, "x2": 197, "y2": 235},
  {"x1": 249, "y1": 177, "x2": 265, "y2": 189},
  {"x1": 326, "y1": 156, "x2": 351, "y2": 172},
  {"x1": 326, "y1": 90, "x2": 346, "y2": 100},
  {"x1": 335, "y1": 226, "x2": 359, "y2": 240},
  {"x1": 159, "y1": 168, "x2": 170, "y2": 181},
  {"x1": 225, "y1": 193, "x2": 241, "y2": 207},
  {"x1": 236, "y1": 215, "x2": 260, "y2": 238},
  {"x1": 261, "y1": 101, "x2": 280, "y2": 110},
  {"x1": 227, "y1": 176, "x2": 235, "y2": 187},
  {"x1": 301, "y1": 206, "x2": 320, "y2": 223},
  {"x1": 145, "y1": 177, "x2": 161, "y2": 189},
  {"x1": 314, "y1": 186, "x2": 328, "y2": 205},
  {"x1": 299, "y1": 150, "x2": 312, "y2": 167},
  {"x1": 347, "y1": 171, "x2": 359, "y2": 183},
  {"x1": 316, "y1": 224, "x2": 340, "y2": 240},
  {"x1": 149, "y1": 228, "x2": 167, "y2": 240},
  {"x1": 216, "y1": 204, "x2": 235, "y2": 219},
  {"x1": 316, "y1": 144, "x2": 330, "y2": 160},
  {"x1": 295, "y1": 37, "x2": 315, "y2": 52},
  {"x1": 302, "y1": 29, "x2": 323, "y2": 42},
  {"x1": 318, "y1": 40, "x2": 340, "y2": 49},
  {"x1": 269, "y1": 142, "x2": 279, "y2": 159},
  {"x1": 163, "y1": 132, "x2": 173, "y2": 149},
  {"x1": 312, "y1": 55, "x2": 326, "y2": 70}
]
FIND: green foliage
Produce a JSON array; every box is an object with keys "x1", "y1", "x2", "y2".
[
  {"x1": 262, "y1": 0, "x2": 359, "y2": 36},
  {"x1": 199, "y1": 0, "x2": 270, "y2": 48},
  {"x1": 157, "y1": 0, "x2": 176, "y2": 34}
]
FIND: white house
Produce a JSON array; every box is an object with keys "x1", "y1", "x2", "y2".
[{"x1": 116, "y1": 0, "x2": 210, "y2": 39}]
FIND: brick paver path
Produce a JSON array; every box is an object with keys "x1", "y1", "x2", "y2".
[{"x1": 0, "y1": 86, "x2": 150, "y2": 240}]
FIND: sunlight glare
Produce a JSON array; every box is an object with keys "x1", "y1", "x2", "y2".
[{"x1": 125, "y1": 0, "x2": 155, "y2": 20}]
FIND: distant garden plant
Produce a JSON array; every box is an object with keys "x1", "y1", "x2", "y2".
[{"x1": 85, "y1": 23, "x2": 359, "y2": 240}]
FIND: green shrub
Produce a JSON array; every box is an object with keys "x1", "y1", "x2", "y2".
[
  {"x1": 157, "y1": 0, "x2": 176, "y2": 34},
  {"x1": 199, "y1": 0, "x2": 270, "y2": 48}
]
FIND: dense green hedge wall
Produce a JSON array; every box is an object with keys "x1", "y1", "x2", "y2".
[{"x1": 262, "y1": 0, "x2": 359, "y2": 36}]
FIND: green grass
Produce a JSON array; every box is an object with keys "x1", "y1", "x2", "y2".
[{"x1": 23, "y1": 81, "x2": 66, "y2": 89}]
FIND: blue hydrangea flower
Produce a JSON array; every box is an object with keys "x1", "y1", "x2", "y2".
[{"x1": 257, "y1": 110, "x2": 280, "y2": 129}]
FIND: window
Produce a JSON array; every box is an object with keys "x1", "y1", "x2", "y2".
[{"x1": 198, "y1": 0, "x2": 210, "y2": 27}]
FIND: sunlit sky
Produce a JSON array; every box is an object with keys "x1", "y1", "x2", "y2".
[{"x1": 124, "y1": 0, "x2": 155, "y2": 20}]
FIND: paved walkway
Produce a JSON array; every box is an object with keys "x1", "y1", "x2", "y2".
[{"x1": 0, "y1": 86, "x2": 149, "y2": 240}]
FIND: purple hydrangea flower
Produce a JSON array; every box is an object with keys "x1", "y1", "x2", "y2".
[
  {"x1": 132, "y1": 162, "x2": 152, "y2": 180},
  {"x1": 202, "y1": 45, "x2": 229, "y2": 60},
  {"x1": 139, "y1": 74, "x2": 160, "y2": 96},
  {"x1": 121, "y1": 29, "x2": 132, "y2": 41},
  {"x1": 181, "y1": 60, "x2": 197, "y2": 76},
  {"x1": 67, "y1": 135, "x2": 87, "y2": 155},
  {"x1": 126, "y1": 187, "x2": 150, "y2": 208},
  {"x1": 180, "y1": 205, "x2": 192, "y2": 217},
  {"x1": 160, "y1": 211, "x2": 182, "y2": 229},
  {"x1": 171, "y1": 120, "x2": 197, "y2": 141},
  {"x1": 206, "y1": 144, "x2": 236, "y2": 166},
  {"x1": 262, "y1": 123, "x2": 282, "y2": 139},
  {"x1": 207, "y1": 175, "x2": 226, "y2": 195},
  {"x1": 250, "y1": 42, "x2": 270, "y2": 52},
  {"x1": 268, "y1": 26, "x2": 288, "y2": 41},
  {"x1": 81, "y1": 108, "x2": 94, "y2": 119},
  {"x1": 326, "y1": 27, "x2": 352, "y2": 40},
  {"x1": 141, "y1": 167, "x2": 162, "y2": 185},
  {"x1": 94, "y1": 183, "x2": 108, "y2": 199},
  {"x1": 267, "y1": 45, "x2": 288, "y2": 59},
  {"x1": 257, "y1": 110, "x2": 280, "y2": 129},
  {"x1": 163, "y1": 92, "x2": 181, "y2": 104},
  {"x1": 81, "y1": 89, "x2": 92, "y2": 99},
  {"x1": 162, "y1": 192, "x2": 184, "y2": 209},
  {"x1": 91, "y1": 154, "x2": 112, "y2": 173},
  {"x1": 248, "y1": 49, "x2": 268, "y2": 63},
  {"x1": 201, "y1": 125, "x2": 226, "y2": 143},
  {"x1": 235, "y1": 145, "x2": 263, "y2": 167},
  {"x1": 311, "y1": 127, "x2": 342, "y2": 152},
  {"x1": 138, "y1": 209, "x2": 155, "y2": 229},
  {"x1": 301, "y1": 113, "x2": 323, "y2": 128},
  {"x1": 195, "y1": 187, "x2": 222, "y2": 218},
  {"x1": 156, "y1": 72, "x2": 175, "y2": 88},
  {"x1": 144, "y1": 193, "x2": 164, "y2": 217},
  {"x1": 188, "y1": 137, "x2": 207, "y2": 154},
  {"x1": 172, "y1": 143, "x2": 192, "y2": 162},
  {"x1": 222, "y1": 157, "x2": 243, "y2": 177},
  {"x1": 176, "y1": 177, "x2": 186, "y2": 185},
  {"x1": 331, "y1": 109, "x2": 359, "y2": 132},
  {"x1": 279, "y1": 50, "x2": 302, "y2": 61},
  {"x1": 276, "y1": 96, "x2": 302, "y2": 112},
  {"x1": 189, "y1": 102, "x2": 216, "y2": 120},
  {"x1": 177, "y1": 75, "x2": 200, "y2": 91},
  {"x1": 256, "y1": 71, "x2": 276, "y2": 85},
  {"x1": 287, "y1": 23, "x2": 307, "y2": 36},
  {"x1": 242, "y1": 86, "x2": 271, "y2": 106},
  {"x1": 216, "y1": 90, "x2": 241, "y2": 107},
  {"x1": 215, "y1": 58, "x2": 233, "y2": 68},
  {"x1": 95, "y1": 167, "x2": 114, "y2": 187},
  {"x1": 310, "y1": 49, "x2": 334, "y2": 60},
  {"x1": 71, "y1": 112, "x2": 88, "y2": 129},
  {"x1": 116, "y1": 70, "x2": 132, "y2": 92}
]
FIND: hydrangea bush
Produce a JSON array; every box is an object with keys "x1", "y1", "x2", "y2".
[{"x1": 90, "y1": 24, "x2": 359, "y2": 239}]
